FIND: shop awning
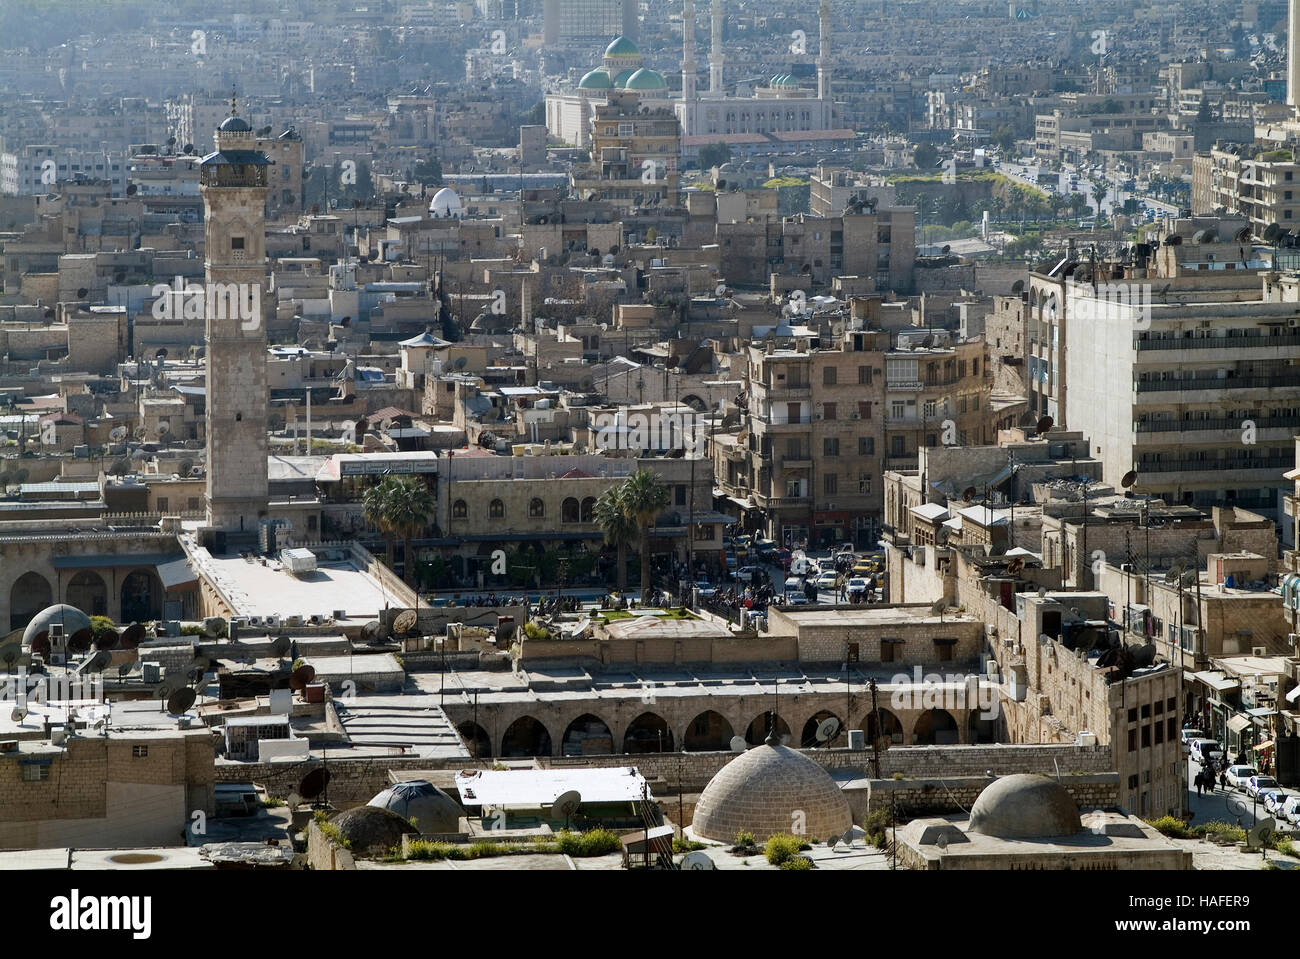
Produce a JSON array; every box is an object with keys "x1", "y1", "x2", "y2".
[
  {"x1": 1192, "y1": 671, "x2": 1240, "y2": 693},
  {"x1": 1287, "y1": 685, "x2": 1300, "y2": 703},
  {"x1": 1227, "y1": 714, "x2": 1253, "y2": 734},
  {"x1": 1255, "y1": 739, "x2": 1275, "y2": 753}
]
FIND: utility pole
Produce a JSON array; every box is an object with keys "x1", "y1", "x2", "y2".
[{"x1": 869, "y1": 677, "x2": 881, "y2": 778}]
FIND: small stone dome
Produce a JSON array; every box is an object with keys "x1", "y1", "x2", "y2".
[
  {"x1": 218, "y1": 115, "x2": 252, "y2": 133},
  {"x1": 367, "y1": 780, "x2": 462, "y2": 834},
  {"x1": 327, "y1": 805, "x2": 418, "y2": 857},
  {"x1": 691, "y1": 743, "x2": 852, "y2": 843},
  {"x1": 624, "y1": 68, "x2": 667, "y2": 91},
  {"x1": 429, "y1": 187, "x2": 464, "y2": 218},
  {"x1": 22, "y1": 604, "x2": 92, "y2": 647},
  {"x1": 578, "y1": 69, "x2": 613, "y2": 90},
  {"x1": 968, "y1": 774, "x2": 1082, "y2": 839}
]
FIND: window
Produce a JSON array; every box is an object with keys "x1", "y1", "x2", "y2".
[
  {"x1": 1128, "y1": 729, "x2": 1137, "y2": 751},
  {"x1": 22, "y1": 764, "x2": 49, "y2": 782},
  {"x1": 132, "y1": 745, "x2": 149, "y2": 758},
  {"x1": 823, "y1": 437, "x2": 839, "y2": 456},
  {"x1": 529, "y1": 498, "x2": 545, "y2": 517},
  {"x1": 881, "y1": 639, "x2": 898, "y2": 662},
  {"x1": 1167, "y1": 717, "x2": 1177, "y2": 740},
  {"x1": 822, "y1": 403, "x2": 836, "y2": 421},
  {"x1": 580, "y1": 497, "x2": 596, "y2": 522},
  {"x1": 933, "y1": 638, "x2": 956, "y2": 662},
  {"x1": 858, "y1": 402, "x2": 872, "y2": 420},
  {"x1": 858, "y1": 366, "x2": 872, "y2": 385},
  {"x1": 859, "y1": 473, "x2": 872, "y2": 494},
  {"x1": 675, "y1": 485, "x2": 686, "y2": 506},
  {"x1": 824, "y1": 473, "x2": 837, "y2": 494},
  {"x1": 859, "y1": 436, "x2": 875, "y2": 455},
  {"x1": 231, "y1": 236, "x2": 245, "y2": 250},
  {"x1": 562, "y1": 498, "x2": 579, "y2": 523},
  {"x1": 891, "y1": 436, "x2": 905, "y2": 456},
  {"x1": 1141, "y1": 725, "x2": 1151, "y2": 747},
  {"x1": 488, "y1": 500, "x2": 505, "y2": 518},
  {"x1": 452, "y1": 499, "x2": 467, "y2": 518},
  {"x1": 156, "y1": 498, "x2": 168, "y2": 512},
  {"x1": 694, "y1": 524, "x2": 715, "y2": 541},
  {"x1": 823, "y1": 367, "x2": 837, "y2": 386}
]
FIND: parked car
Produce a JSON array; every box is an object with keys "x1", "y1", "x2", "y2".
[
  {"x1": 735, "y1": 565, "x2": 764, "y2": 583},
  {"x1": 1190, "y1": 739, "x2": 1224, "y2": 765},
  {"x1": 1247, "y1": 775, "x2": 1280, "y2": 799},
  {"x1": 847, "y1": 577, "x2": 870, "y2": 600},
  {"x1": 1264, "y1": 789, "x2": 1297, "y2": 816},
  {"x1": 1281, "y1": 795, "x2": 1300, "y2": 825},
  {"x1": 815, "y1": 571, "x2": 839, "y2": 591},
  {"x1": 1224, "y1": 764, "x2": 1257, "y2": 790},
  {"x1": 694, "y1": 581, "x2": 717, "y2": 599},
  {"x1": 1180, "y1": 728, "x2": 1205, "y2": 753},
  {"x1": 783, "y1": 577, "x2": 808, "y2": 605}
]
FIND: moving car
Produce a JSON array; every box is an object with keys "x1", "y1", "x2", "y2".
[
  {"x1": 815, "y1": 571, "x2": 839, "y2": 591},
  {"x1": 783, "y1": 577, "x2": 808, "y2": 605},
  {"x1": 735, "y1": 565, "x2": 764, "y2": 583},
  {"x1": 1190, "y1": 739, "x2": 1224, "y2": 765},
  {"x1": 847, "y1": 577, "x2": 871, "y2": 600},
  {"x1": 1246, "y1": 775, "x2": 1279, "y2": 799},
  {"x1": 1224, "y1": 764, "x2": 1257, "y2": 790},
  {"x1": 694, "y1": 581, "x2": 717, "y2": 599},
  {"x1": 853, "y1": 559, "x2": 876, "y2": 576},
  {"x1": 1180, "y1": 728, "x2": 1205, "y2": 753}
]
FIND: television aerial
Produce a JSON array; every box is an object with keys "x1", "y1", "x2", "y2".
[{"x1": 814, "y1": 716, "x2": 841, "y2": 744}]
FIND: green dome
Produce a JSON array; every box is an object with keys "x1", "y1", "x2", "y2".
[
  {"x1": 604, "y1": 35, "x2": 641, "y2": 58},
  {"x1": 611, "y1": 69, "x2": 635, "y2": 88},
  {"x1": 624, "y1": 68, "x2": 667, "y2": 91},
  {"x1": 578, "y1": 69, "x2": 613, "y2": 89}
]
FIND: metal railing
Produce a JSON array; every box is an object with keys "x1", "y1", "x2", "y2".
[
  {"x1": 1135, "y1": 333, "x2": 1300, "y2": 351},
  {"x1": 1136, "y1": 456, "x2": 1292, "y2": 474},
  {"x1": 1135, "y1": 373, "x2": 1300, "y2": 393},
  {"x1": 1134, "y1": 415, "x2": 1300, "y2": 434}
]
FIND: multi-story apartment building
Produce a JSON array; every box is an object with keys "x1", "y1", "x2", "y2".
[
  {"x1": 543, "y1": 0, "x2": 638, "y2": 45},
  {"x1": 571, "y1": 91, "x2": 680, "y2": 211},
  {"x1": 1192, "y1": 147, "x2": 1300, "y2": 231},
  {"x1": 1, "y1": 145, "x2": 127, "y2": 196}
]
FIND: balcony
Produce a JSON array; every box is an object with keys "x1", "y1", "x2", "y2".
[
  {"x1": 763, "y1": 383, "x2": 812, "y2": 401},
  {"x1": 1134, "y1": 373, "x2": 1300, "y2": 394},
  {"x1": 1136, "y1": 333, "x2": 1300, "y2": 352},
  {"x1": 1136, "y1": 456, "x2": 1293, "y2": 475}
]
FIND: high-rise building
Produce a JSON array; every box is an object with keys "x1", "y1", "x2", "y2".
[
  {"x1": 199, "y1": 103, "x2": 270, "y2": 533},
  {"x1": 542, "y1": 0, "x2": 637, "y2": 45}
]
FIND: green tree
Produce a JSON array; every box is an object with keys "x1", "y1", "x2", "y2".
[
  {"x1": 698, "y1": 142, "x2": 732, "y2": 170},
  {"x1": 594, "y1": 485, "x2": 636, "y2": 592},
  {"x1": 619, "y1": 469, "x2": 670, "y2": 603},
  {"x1": 1090, "y1": 180, "x2": 1109, "y2": 223},
  {"x1": 912, "y1": 142, "x2": 939, "y2": 172},
  {"x1": 412, "y1": 158, "x2": 443, "y2": 186},
  {"x1": 363, "y1": 476, "x2": 436, "y2": 584}
]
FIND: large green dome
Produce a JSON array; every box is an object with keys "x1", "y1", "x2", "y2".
[
  {"x1": 579, "y1": 69, "x2": 613, "y2": 89},
  {"x1": 604, "y1": 35, "x2": 641, "y2": 58},
  {"x1": 624, "y1": 67, "x2": 667, "y2": 91}
]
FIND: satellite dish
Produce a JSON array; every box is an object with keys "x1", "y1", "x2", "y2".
[
  {"x1": 393, "y1": 609, "x2": 418, "y2": 634},
  {"x1": 1264, "y1": 222, "x2": 1281, "y2": 243},
  {"x1": 109, "y1": 426, "x2": 128, "y2": 442},
  {"x1": 729, "y1": 735, "x2": 746, "y2": 753},
  {"x1": 271, "y1": 634, "x2": 292, "y2": 659},
  {"x1": 681, "y1": 851, "x2": 714, "y2": 870},
  {"x1": 11, "y1": 706, "x2": 28, "y2": 724},
  {"x1": 84, "y1": 650, "x2": 111, "y2": 673},
  {"x1": 67, "y1": 627, "x2": 93, "y2": 654},
  {"x1": 842, "y1": 827, "x2": 856, "y2": 847},
  {"x1": 553, "y1": 789, "x2": 582, "y2": 820},
  {"x1": 1006, "y1": 557, "x2": 1026, "y2": 575},
  {"x1": 76, "y1": 288, "x2": 88, "y2": 299},
  {"x1": 815, "y1": 717, "x2": 841, "y2": 743},
  {"x1": 930, "y1": 599, "x2": 947, "y2": 615},
  {"x1": 1011, "y1": 279, "x2": 1025, "y2": 293},
  {"x1": 0, "y1": 644, "x2": 21, "y2": 669},
  {"x1": 1035, "y1": 415, "x2": 1054, "y2": 434},
  {"x1": 361, "y1": 620, "x2": 384, "y2": 643},
  {"x1": 300, "y1": 767, "x2": 330, "y2": 801},
  {"x1": 116, "y1": 662, "x2": 132, "y2": 679},
  {"x1": 1120, "y1": 470, "x2": 1138, "y2": 489},
  {"x1": 166, "y1": 687, "x2": 197, "y2": 714},
  {"x1": 290, "y1": 664, "x2": 316, "y2": 690},
  {"x1": 1246, "y1": 817, "x2": 1275, "y2": 850},
  {"x1": 961, "y1": 486, "x2": 977, "y2": 502},
  {"x1": 120, "y1": 623, "x2": 144, "y2": 649}
]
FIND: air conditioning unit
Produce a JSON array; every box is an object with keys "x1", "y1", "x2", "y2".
[
  {"x1": 333, "y1": 609, "x2": 347, "y2": 620},
  {"x1": 265, "y1": 615, "x2": 280, "y2": 630},
  {"x1": 1252, "y1": 646, "x2": 1267, "y2": 656},
  {"x1": 1077, "y1": 730, "x2": 1098, "y2": 746}
]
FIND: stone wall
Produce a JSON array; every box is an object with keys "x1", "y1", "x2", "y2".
[{"x1": 854, "y1": 772, "x2": 1119, "y2": 821}]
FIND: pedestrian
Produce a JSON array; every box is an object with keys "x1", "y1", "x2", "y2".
[
  {"x1": 1219, "y1": 765, "x2": 1227, "y2": 790},
  {"x1": 1196, "y1": 772, "x2": 1203, "y2": 797}
]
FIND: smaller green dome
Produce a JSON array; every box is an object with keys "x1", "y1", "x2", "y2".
[
  {"x1": 611, "y1": 69, "x2": 635, "y2": 88},
  {"x1": 579, "y1": 69, "x2": 613, "y2": 89},
  {"x1": 605, "y1": 35, "x2": 640, "y2": 58},
  {"x1": 625, "y1": 68, "x2": 667, "y2": 91}
]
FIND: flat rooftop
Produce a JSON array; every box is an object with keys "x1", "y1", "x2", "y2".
[{"x1": 192, "y1": 551, "x2": 394, "y2": 619}]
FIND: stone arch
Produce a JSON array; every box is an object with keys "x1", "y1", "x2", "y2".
[
  {"x1": 10, "y1": 571, "x2": 53, "y2": 631},
  {"x1": 120, "y1": 568, "x2": 162, "y2": 623},
  {"x1": 913, "y1": 708, "x2": 960, "y2": 745},
  {"x1": 562, "y1": 497, "x2": 580, "y2": 523},
  {"x1": 457, "y1": 721, "x2": 491, "y2": 759},
  {"x1": 967, "y1": 709, "x2": 1000, "y2": 744},
  {"x1": 500, "y1": 715, "x2": 553, "y2": 757},
  {"x1": 863, "y1": 708, "x2": 903, "y2": 747},
  {"x1": 529, "y1": 497, "x2": 545, "y2": 518},
  {"x1": 680, "y1": 394, "x2": 707, "y2": 412},
  {"x1": 682, "y1": 709, "x2": 734, "y2": 752},
  {"x1": 580, "y1": 497, "x2": 596, "y2": 522},
  {"x1": 800, "y1": 709, "x2": 844, "y2": 748},
  {"x1": 623, "y1": 712, "x2": 674, "y2": 753},
  {"x1": 744, "y1": 711, "x2": 791, "y2": 746},
  {"x1": 561, "y1": 713, "x2": 614, "y2": 756},
  {"x1": 66, "y1": 570, "x2": 108, "y2": 618}
]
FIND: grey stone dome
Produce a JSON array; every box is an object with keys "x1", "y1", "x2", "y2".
[
  {"x1": 22, "y1": 604, "x2": 92, "y2": 647},
  {"x1": 218, "y1": 115, "x2": 251, "y2": 133},
  {"x1": 969, "y1": 774, "x2": 1082, "y2": 839},
  {"x1": 367, "y1": 780, "x2": 461, "y2": 834},
  {"x1": 691, "y1": 743, "x2": 852, "y2": 843},
  {"x1": 328, "y1": 805, "x2": 418, "y2": 857}
]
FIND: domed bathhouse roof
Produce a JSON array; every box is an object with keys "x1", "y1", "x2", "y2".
[
  {"x1": 22, "y1": 604, "x2": 92, "y2": 648},
  {"x1": 604, "y1": 35, "x2": 641, "y2": 58},
  {"x1": 968, "y1": 774, "x2": 1083, "y2": 839},
  {"x1": 690, "y1": 740, "x2": 852, "y2": 843},
  {"x1": 429, "y1": 187, "x2": 464, "y2": 218},
  {"x1": 367, "y1": 781, "x2": 462, "y2": 834},
  {"x1": 578, "y1": 69, "x2": 614, "y2": 90},
  {"x1": 327, "y1": 805, "x2": 419, "y2": 857},
  {"x1": 624, "y1": 68, "x2": 668, "y2": 91}
]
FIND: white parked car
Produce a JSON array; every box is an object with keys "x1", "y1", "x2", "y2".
[
  {"x1": 735, "y1": 565, "x2": 764, "y2": 583},
  {"x1": 1190, "y1": 739, "x2": 1224, "y2": 765},
  {"x1": 694, "y1": 581, "x2": 717, "y2": 599},
  {"x1": 1224, "y1": 765, "x2": 1257, "y2": 790},
  {"x1": 1180, "y1": 728, "x2": 1205, "y2": 752},
  {"x1": 1264, "y1": 789, "x2": 1297, "y2": 816},
  {"x1": 1247, "y1": 775, "x2": 1279, "y2": 799},
  {"x1": 1281, "y1": 795, "x2": 1300, "y2": 825}
]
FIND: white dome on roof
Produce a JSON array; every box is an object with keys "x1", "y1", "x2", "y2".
[{"x1": 430, "y1": 187, "x2": 464, "y2": 218}]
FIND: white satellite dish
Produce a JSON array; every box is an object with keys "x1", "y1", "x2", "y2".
[
  {"x1": 11, "y1": 706, "x2": 27, "y2": 724},
  {"x1": 1246, "y1": 817, "x2": 1276, "y2": 850},
  {"x1": 109, "y1": 426, "x2": 128, "y2": 442},
  {"x1": 729, "y1": 735, "x2": 746, "y2": 753},
  {"x1": 681, "y1": 851, "x2": 714, "y2": 870},
  {"x1": 553, "y1": 789, "x2": 582, "y2": 820},
  {"x1": 815, "y1": 717, "x2": 841, "y2": 743}
]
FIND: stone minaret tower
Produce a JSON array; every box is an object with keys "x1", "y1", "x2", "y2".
[
  {"x1": 199, "y1": 96, "x2": 271, "y2": 534},
  {"x1": 709, "y1": 0, "x2": 724, "y2": 95},
  {"x1": 817, "y1": 0, "x2": 832, "y2": 102},
  {"x1": 682, "y1": 0, "x2": 697, "y2": 101}
]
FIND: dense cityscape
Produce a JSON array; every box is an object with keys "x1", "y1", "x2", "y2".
[{"x1": 1, "y1": 0, "x2": 1299, "y2": 919}]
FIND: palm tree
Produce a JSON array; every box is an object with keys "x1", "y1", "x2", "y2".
[
  {"x1": 594, "y1": 485, "x2": 636, "y2": 592},
  {"x1": 620, "y1": 468, "x2": 670, "y2": 604},
  {"x1": 363, "y1": 476, "x2": 436, "y2": 585},
  {"x1": 1090, "y1": 180, "x2": 1109, "y2": 224}
]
